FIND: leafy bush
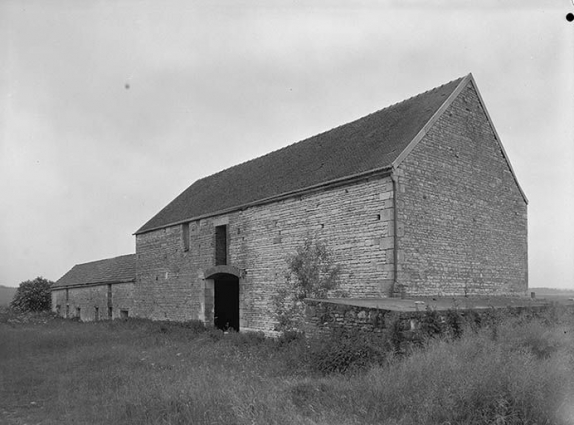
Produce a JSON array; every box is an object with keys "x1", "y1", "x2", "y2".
[
  {"x1": 388, "y1": 316, "x2": 405, "y2": 353},
  {"x1": 417, "y1": 306, "x2": 444, "y2": 339},
  {"x1": 272, "y1": 237, "x2": 343, "y2": 332},
  {"x1": 307, "y1": 329, "x2": 390, "y2": 374},
  {"x1": 285, "y1": 238, "x2": 342, "y2": 300},
  {"x1": 10, "y1": 277, "x2": 53, "y2": 312},
  {"x1": 444, "y1": 308, "x2": 465, "y2": 339},
  {"x1": 272, "y1": 286, "x2": 302, "y2": 332}
]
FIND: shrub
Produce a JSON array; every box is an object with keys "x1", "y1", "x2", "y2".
[
  {"x1": 307, "y1": 329, "x2": 390, "y2": 374},
  {"x1": 388, "y1": 316, "x2": 405, "y2": 353},
  {"x1": 272, "y1": 286, "x2": 301, "y2": 332},
  {"x1": 272, "y1": 237, "x2": 343, "y2": 332},
  {"x1": 417, "y1": 306, "x2": 444, "y2": 340},
  {"x1": 444, "y1": 308, "x2": 465, "y2": 339},
  {"x1": 10, "y1": 277, "x2": 53, "y2": 312},
  {"x1": 285, "y1": 238, "x2": 342, "y2": 300}
]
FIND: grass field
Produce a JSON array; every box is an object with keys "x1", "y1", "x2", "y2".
[{"x1": 1, "y1": 307, "x2": 574, "y2": 425}]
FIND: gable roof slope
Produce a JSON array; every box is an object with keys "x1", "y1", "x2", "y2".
[
  {"x1": 137, "y1": 76, "x2": 467, "y2": 234},
  {"x1": 54, "y1": 254, "x2": 136, "y2": 289}
]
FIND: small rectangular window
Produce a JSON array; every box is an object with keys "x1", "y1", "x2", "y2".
[
  {"x1": 95, "y1": 306, "x2": 99, "y2": 321},
  {"x1": 66, "y1": 304, "x2": 70, "y2": 318},
  {"x1": 120, "y1": 309, "x2": 129, "y2": 319},
  {"x1": 108, "y1": 306, "x2": 113, "y2": 319},
  {"x1": 76, "y1": 307, "x2": 81, "y2": 319},
  {"x1": 182, "y1": 223, "x2": 190, "y2": 251},
  {"x1": 215, "y1": 225, "x2": 227, "y2": 265}
]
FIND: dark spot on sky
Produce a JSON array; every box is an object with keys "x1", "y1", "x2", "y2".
[
  {"x1": 125, "y1": 83, "x2": 130, "y2": 89},
  {"x1": 567, "y1": 13, "x2": 574, "y2": 22}
]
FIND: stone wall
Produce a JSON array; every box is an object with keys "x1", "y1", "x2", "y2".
[
  {"x1": 396, "y1": 81, "x2": 528, "y2": 296},
  {"x1": 303, "y1": 300, "x2": 551, "y2": 338},
  {"x1": 51, "y1": 282, "x2": 134, "y2": 321},
  {"x1": 52, "y1": 289, "x2": 65, "y2": 316},
  {"x1": 303, "y1": 299, "x2": 400, "y2": 337},
  {"x1": 134, "y1": 221, "x2": 211, "y2": 322},
  {"x1": 135, "y1": 176, "x2": 395, "y2": 331},
  {"x1": 112, "y1": 282, "x2": 135, "y2": 318}
]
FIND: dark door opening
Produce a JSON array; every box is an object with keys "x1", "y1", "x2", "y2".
[{"x1": 214, "y1": 274, "x2": 239, "y2": 331}]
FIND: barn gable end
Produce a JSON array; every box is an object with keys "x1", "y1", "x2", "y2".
[{"x1": 395, "y1": 78, "x2": 528, "y2": 296}]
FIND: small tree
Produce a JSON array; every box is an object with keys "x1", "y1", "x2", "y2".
[
  {"x1": 273, "y1": 238, "x2": 343, "y2": 332},
  {"x1": 10, "y1": 277, "x2": 53, "y2": 312},
  {"x1": 287, "y1": 238, "x2": 342, "y2": 300}
]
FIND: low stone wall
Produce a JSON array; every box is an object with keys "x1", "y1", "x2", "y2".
[
  {"x1": 304, "y1": 300, "x2": 398, "y2": 336},
  {"x1": 303, "y1": 299, "x2": 557, "y2": 338}
]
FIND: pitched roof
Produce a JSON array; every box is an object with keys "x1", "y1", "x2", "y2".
[
  {"x1": 53, "y1": 254, "x2": 136, "y2": 289},
  {"x1": 136, "y1": 75, "x2": 468, "y2": 234}
]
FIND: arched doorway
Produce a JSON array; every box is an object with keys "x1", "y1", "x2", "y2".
[
  {"x1": 204, "y1": 265, "x2": 242, "y2": 331},
  {"x1": 213, "y1": 274, "x2": 239, "y2": 331}
]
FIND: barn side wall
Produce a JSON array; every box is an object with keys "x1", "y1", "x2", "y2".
[
  {"x1": 134, "y1": 176, "x2": 395, "y2": 331},
  {"x1": 51, "y1": 282, "x2": 134, "y2": 321},
  {"x1": 396, "y1": 81, "x2": 528, "y2": 296}
]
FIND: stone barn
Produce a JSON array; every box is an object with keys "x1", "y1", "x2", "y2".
[
  {"x1": 53, "y1": 73, "x2": 528, "y2": 332},
  {"x1": 52, "y1": 254, "x2": 135, "y2": 321}
]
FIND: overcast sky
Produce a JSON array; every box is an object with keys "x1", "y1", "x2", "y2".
[{"x1": 1, "y1": 0, "x2": 573, "y2": 289}]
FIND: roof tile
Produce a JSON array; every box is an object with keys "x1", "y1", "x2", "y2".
[
  {"x1": 54, "y1": 254, "x2": 136, "y2": 288},
  {"x1": 137, "y1": 76, "x2": 465, "y2": 234}
]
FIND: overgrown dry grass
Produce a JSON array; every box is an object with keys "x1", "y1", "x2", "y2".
[{"x1": 1, "y1": 307, "x2": 573, "y2": 425}]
